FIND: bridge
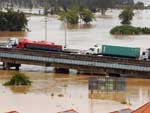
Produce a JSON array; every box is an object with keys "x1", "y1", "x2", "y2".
[{"x1": 0, "y1": 48, "x2": 150, "y2": 77}]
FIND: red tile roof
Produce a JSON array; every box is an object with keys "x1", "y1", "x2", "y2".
[
  {"x1": 5, "y1": 111, "x2": 19, "y2": 113},
  {"x1": 57, "y1": 109, "x2": 78, "y2": 113},
  {"x1": 110, "y1": 102, "x2": 150, "y2": 113},
  {"x1": 132, "y1": 102, "x2": 150, "y2": 113},
  {"x1": 110, "y1": 111, "x2": 119, "y2": 113}
]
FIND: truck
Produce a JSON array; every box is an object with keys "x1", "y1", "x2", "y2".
[
  {"x1": 6, "y1": 38, "x2": 63, "y2": 52},
  {"x1": 86, "y1": 44, "x2": 150, "y2": 60}
]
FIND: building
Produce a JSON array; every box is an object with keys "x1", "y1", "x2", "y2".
[
  {"x1": 132, "y1": 102, "x2": 150, "y2": 113},
  {"x1": 110, "y1": 102, "x2": 150, "y2": 113}
]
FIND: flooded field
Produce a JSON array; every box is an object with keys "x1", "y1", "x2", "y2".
[{"x1": 0, "y1": 9, "x2": 150, "y2": 113}]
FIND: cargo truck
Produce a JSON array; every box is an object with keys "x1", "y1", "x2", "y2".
[{"x1": 86, "y1": 44, "x2": 150, "y2": 60}]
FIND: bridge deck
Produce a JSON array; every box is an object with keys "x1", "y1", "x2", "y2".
[{"x1": 0, "y1": 48, "x2": 150, "y2": 73}]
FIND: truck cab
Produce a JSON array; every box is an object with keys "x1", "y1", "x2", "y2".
[
  {"x1": 86, "y1": 45, "x2": 102, "y2": 55},
  {"x1": 6, "y1": 38, "x2": 19, "y2": 48},
  {"x1": 140, "y1": 49, "x2": 150, "y2": 60}
]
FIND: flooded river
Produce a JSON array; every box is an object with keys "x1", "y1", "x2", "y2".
[
  {"x1": 0, "y1": 71, "x2": 150, "y2": 113},
  {"x1": 0, "y1": 9, "x2": 150, "y2": 113}
]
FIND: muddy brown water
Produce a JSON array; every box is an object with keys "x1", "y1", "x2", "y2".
[
  {"x1": 0, "y1": 71, "x2": 150, "y2": 113},
  {"x1": 0, "y1": 9, "x2": 150, "y2": 113}
]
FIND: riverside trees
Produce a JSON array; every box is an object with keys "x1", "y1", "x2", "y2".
[
  {"x1": 119, "y1": 7, "x2": 134, "y2": 25},
  {"x1": 59, "y1": 7, "x2": 95, "y2": 24},
  {"x1": 0, "y1": 9, "x2": 28, "y2": 31},
  {"x1": 110, "y1": 7, "x2": 150, "y2": 35}
]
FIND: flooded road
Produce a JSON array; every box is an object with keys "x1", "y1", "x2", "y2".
[{"x1": 0, "y1": 9, "x2": 150, "y2": 113}]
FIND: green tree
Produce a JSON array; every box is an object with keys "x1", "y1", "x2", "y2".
[
  {"x1": 80, "y1": 8, "x2": 95, "y2": 24},
  {"x1": 134, "y1": 2, "x2": 144, "y2": 9},
  {"x1": 119, "y1": 8, "x2": 134, "y2": 25},
  {"x1": 0, "y1": 9, "x2": 28, "y2": 31},
  {"x1": 4, "y1": 72, "x2": 31, "y2": 86},
  {"x1": 59, "y1": 7, "x2": 79, "y2": 24},
  {"x1": 44, "y1": 6, "x2": 49, "y2": 16}
]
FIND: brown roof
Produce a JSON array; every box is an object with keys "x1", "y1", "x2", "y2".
[
  {"x1": 57, "y1": 109, "x2": 78, "y2": 113},
  {"x1": 132, "y1": 102, "x2": 150, "y2": 113},
  {"x1": 5, "y1": 111, "x2": 19, "y2": 113},
  {"x1": 110, "y1": 111, "x2": 119, "y2": 113}
]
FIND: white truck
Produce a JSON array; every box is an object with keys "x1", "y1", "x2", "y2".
[
  {"x1": 86, "y1": 44, "x2": 150, "y2": 60},
  {"x1": 86, "y1": 44, "x2": 102, "y2": 55}
]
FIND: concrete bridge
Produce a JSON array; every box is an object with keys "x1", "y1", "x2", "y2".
[{"x1": 0, "y1": 48, "x2": 150, "y2": 77}]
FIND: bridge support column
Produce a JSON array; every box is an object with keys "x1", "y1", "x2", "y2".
[
  {"x1": 3, "y1": 62, "x2": 10, "y2": 70},
  {"x1": 2, "y1": 62, "x2": 21, "y2": 70},
  {"x1": 54, "y1": 67, "x2": 69, "y2": 74}
]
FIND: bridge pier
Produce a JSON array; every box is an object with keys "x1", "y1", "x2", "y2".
[
  {"x1": 2, "y1": 62, "x2": 21, "y2": 70},
  {"x1": 3, "y1": 62, "x2": 10, "y2": 70},
  {"x1": 54, "y1": 67, "x2": 69, "y2": 74}
]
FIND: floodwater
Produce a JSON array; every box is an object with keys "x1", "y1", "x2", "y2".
[
  {"x1": 0, "y1": 71, "x2": 150, "y2": 113},
  {"x1": 0, "y1": 9, "x2": 150, "y2": 113}
]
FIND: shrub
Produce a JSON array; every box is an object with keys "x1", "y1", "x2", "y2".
[
  {"x1": 110, "y1": 25, "x2": 150, "y2": 35},
  {"x1": 4, "y1": 72, "x2": 31, "y2": 86}
]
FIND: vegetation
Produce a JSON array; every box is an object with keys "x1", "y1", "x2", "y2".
[
  {"x1": 134, "y1": 2, "x2": 144, "y2": 10},
  {"x1": 119, "y1": 7, "x2": 134, "y2": 25},
  {"x1": 110, "y1": 25, "x2": 150, "y2": 35},
  {"x1": 80, "y1": 8, "x2": 95, "y2": 24},
  {"x1": 59, "y1": 7, "x2": 95, "y2": 24},
  {"x1": 4, "y1": 72, "x2": 31, "y2": 86},
  {"x1": 59, "y1": 7, "x2": 79, "y2": 24},
  {"x1": 44, "y1": 6, "x2": 49, "y2": 16},
  {"x1": 0, "y1": 0, "x2": 134, "y2": 15},
  {"x1": 0, "y1": 9, "x2": 28, "y2": 31}
]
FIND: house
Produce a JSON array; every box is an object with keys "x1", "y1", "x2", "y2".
[
  {"x1": 132, "y1": 102, "x2": 150, "y2": 113},
  {"x1": 5, "y1": 111, "x2": 19, "y2": 113},
  {"x1": 110, "y1": 102, "x2": 150, "y2": 113}
]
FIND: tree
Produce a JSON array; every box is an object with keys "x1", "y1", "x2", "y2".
[
  {"x1": 44, "y1": 5, "x2": 49, "y2": 16},
  {"x1": 134, "y1": 2, "x2": 144, "y2": 10},
  {"x1": 0, "y1": 9, "x2": 28, "y2": 31},
  {"x1": 80, "y1": 8, "x2": 95, "y2": 24},
  {"x1": 4, "y1": 72, "x2": 31, "y2": 86},
  {"x1": 97, "y1": 0, "x2": 113, "y2": 15},
  {"x1": 59, "y1": 7, "x2": 79, "y2": 24},
  {"x1": 119, "y1": 8, "x2": 134, "y2": 25}
]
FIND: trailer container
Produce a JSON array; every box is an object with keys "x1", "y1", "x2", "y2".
[{"x1": 102, "y1": 45, "x2": 140, "y2": 58}]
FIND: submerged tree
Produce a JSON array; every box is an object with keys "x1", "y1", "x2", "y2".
[
  {"x1": 80, "y1": 8, "x2": 95, "y2": 24},
  {"x1": 119, "y1": 8, "x2": 134, "y2": 25},
  {"x1": 59, "y1": 6, "x2": 95, "y2": 25},
  {"x1": 134, "y1": 2, "x2": 144, "y2": 10},
  {"x1": 0, "y1": 9, "x2": 28, "y2": 31},
  {"x1": 59, "y1": 6, "x2": 79, "y2": 24},
  {"x1": 4, "y1": 72, "x2": 31, "y2": 86}
]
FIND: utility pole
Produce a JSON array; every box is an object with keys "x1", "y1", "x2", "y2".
[
  {"x1": 45, "y1": 15, "x2": 48, "y2": 41},
  {"x1": 64, "y1": 18, "x2": 67, "y2": 48}
]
